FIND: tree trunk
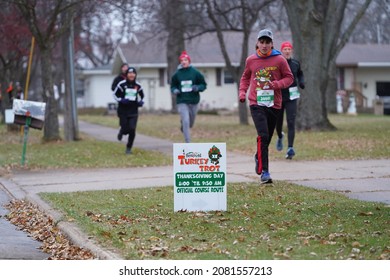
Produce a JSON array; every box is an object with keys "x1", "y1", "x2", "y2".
[
  {"x1": 204, "y1": 0, "x2": 250, "y2": 125},
  {"x1": 284, "y1": 0, "x2": 335, "y2": 131},
  {"x1": 167, "y1": 33, "x2": 184, "y2": 114},
  {"x1": 236, "y1": 34, "x2": 250, "y2": 126},
  {"x1": 164, "y1": 0, "x2": 185, "y2": 114},
  {"x1": 284, "y1": 0, "x2": 371, "y2": 130},
  {"x1": 326, "y1": 61, "x2": 338, "y2": 113},
  {"x1": 61, "y1": 18, "x2": 79, "y2": 141},
  {"x1": 237, "y1": 84, "x2": 249, "y2": 125},
  {"x1": 40, "y1": 47, "x2": 60, "y2": 141},
  {"x1": 62, "y1": 26, "x2": 74, "y2": 141}
]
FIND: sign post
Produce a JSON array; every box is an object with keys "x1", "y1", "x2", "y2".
[{"x1": 173, "y1": 143, "x2": 227, "y2": 212}]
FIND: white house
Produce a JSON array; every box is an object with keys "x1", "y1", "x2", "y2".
[
  {"x1": 78, "y1": 32, "x2": 390, "y2": 114},
  {"x1": 336, "y1": 44, "x2": 390, "y2": 114},
  {"x1": 77, "y1": 64, "x2": 114, "y2": 108},
  {"x1": 78, "y1": 31, "x2": 293, "y2": 112}
]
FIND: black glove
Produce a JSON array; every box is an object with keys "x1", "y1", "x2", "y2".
[
  {"x1": 192, "y1": 85, "x2": 199, "y2": 92},
  {"x1": 137, "y1": 100, "x2": 144, "y2": 107},
  {"x1": 299, "y1": 83, "x2": 305, "y2": 89},
  {"x1": 172, "y1": 89, "x2": 180, "y2": 95},
  {"x1": 120, "y1": 98, "x2": 130, "y2": 104}
]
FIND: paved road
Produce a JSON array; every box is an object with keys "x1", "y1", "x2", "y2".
[{"x1": 0, "y1": 120, "x2": 389, "y2": 259}]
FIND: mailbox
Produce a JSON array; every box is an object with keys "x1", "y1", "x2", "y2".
[{"x1": 12, "y1": 99, "x2": 46, "y2": 130}]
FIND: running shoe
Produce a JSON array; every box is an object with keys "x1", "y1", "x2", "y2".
[
  {"x1": 276, "y1": 132, "x2": 284, "y2": 151},
  {"x1": 286, "y1": 147, "x2": 295, "y2": 159},
  {"x1": 260, "y1": 171, "x2": 273, "y2": 184}
]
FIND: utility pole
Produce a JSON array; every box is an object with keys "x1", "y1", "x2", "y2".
[{"x1": 68, "y1": 17, "x2": 79, "y2": 140}]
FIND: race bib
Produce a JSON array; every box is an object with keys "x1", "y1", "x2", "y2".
[
  {"x1": 289, "y1": 86, "x2": 300, "y2": 100},
  {"x1": 257, "y1": 89, "x2": 274, "y2": 107},
  {"x1": 125, "y1": 88, "x2": 137, "y2": 101},
  {"x1": 181, "y1": 80, "x2": 193, "y2": 92}
]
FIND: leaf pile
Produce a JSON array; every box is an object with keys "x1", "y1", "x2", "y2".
[{"x1": 5, "y1": 199, "x2": 95, "y2": 260}]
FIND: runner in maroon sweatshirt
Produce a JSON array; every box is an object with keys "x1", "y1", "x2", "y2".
[{"x1": 239, "y1": 29, "x2": 294, "y2": 184}]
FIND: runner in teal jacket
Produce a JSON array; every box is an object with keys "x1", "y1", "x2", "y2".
[{"x1": 171, "y1": 51, "x2": 207, "y2": 143}]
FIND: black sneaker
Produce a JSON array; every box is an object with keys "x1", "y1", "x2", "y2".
[
  {"x1": 254, "y1": 153, "x2": 261, "y2": 175},
  {"x1": 126, "y1": 147, "x2": 132, "y2": 154},
  {"x1": 117, "y1": 132, "x2": 123, "y2": 141}
]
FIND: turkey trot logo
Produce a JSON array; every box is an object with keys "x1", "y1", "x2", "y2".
[
  {"x1": 177, "y1": 145, "x2": 223, "y2": 171},
  {"x1": 255, "y1": 68, "x2": 271, "y2": 89},
  {"x1": 208, "y1": 145, "x2": 222, "y2": 165}
]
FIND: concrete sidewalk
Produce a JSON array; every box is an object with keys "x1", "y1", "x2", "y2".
[{"x1": 1, "y1": 120, "x2": 389, "y2": 260}]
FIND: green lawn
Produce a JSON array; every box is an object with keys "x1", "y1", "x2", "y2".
[
  {"x1": 2, "y1": 112, "x2": 389, "y2": 260},
  {"x1": 41, "y1": 182, "x2": 390, "y2": 260},
  {"x1": 81, "y1": 113, "x2": 390, "y2": 160},
  {"x1": 1, "y1": 113, "x2": 389, "y2": 171},
  {"x1": 0, "y1": 125, "x2": 171, "y2": 171}
]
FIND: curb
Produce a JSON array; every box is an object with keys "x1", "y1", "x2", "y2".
[
  {"x1": 1, "y1": 176, "x2": 122, "y2": 260},
  {"x1": 25, "y1": 192, "x2": 123, "y2": 260}
]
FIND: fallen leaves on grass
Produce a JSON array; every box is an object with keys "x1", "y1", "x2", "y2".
[{"x1": 5, "y1": 199, "x2": 95, "y2": 260}]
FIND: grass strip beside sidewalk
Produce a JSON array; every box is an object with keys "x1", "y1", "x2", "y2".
[
  {"x1": 81, "y1": 113, "x2": 390, "y2": 161},
  {"x1": 41, "y1": 182, "x2": 390, "y2": 260}
]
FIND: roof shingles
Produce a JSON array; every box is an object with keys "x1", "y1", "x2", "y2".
[{"x1": 118, "y1": 32, "x2": 390, "y2": 67}]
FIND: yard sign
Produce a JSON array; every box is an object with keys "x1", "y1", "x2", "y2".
[{"x1": 173, "y1": 143, "x2": 227, "y2": 212}]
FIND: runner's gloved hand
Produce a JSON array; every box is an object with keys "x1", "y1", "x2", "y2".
[
  {"x1": 172, "y1": 89, "x2": 180, "y2": 95},
  {"x1": 137, "y1": 100, "x2": 144, "y2": 107},
  {"x1": 192, "y1": 85, "x2": 199, "y2": 92},
  {"x1": 120, "y1": 98, "x2": 130, "y2": 104}
]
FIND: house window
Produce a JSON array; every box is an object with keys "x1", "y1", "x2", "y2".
[
  {"x1": 224, "y1": 69, "x2": 235, "y2": 84},
  {"x1": 159, "y1": 68, "x2": 165, "y2": 87},
  {"x1": 376, "y1": 82, "x2": 390, "y2": 96}
]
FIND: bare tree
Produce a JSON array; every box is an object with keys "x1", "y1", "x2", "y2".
[
  {"x1": 129, "y1": 0, "x2": 276, "y2": 121},
  {"x1": 349, "y1": 0, "x2": 390, "y2": 44},
  {"x1": 76, "y1": 1, "x2": 137, "y2": 68},
  {"x1": 140, "y1": 0, "x2": 208, "y2": 113},
  {"x1": 254, "y1": 0, "x2": 290, "y2": 32},
  {"x1": 61, "y1": 4, "x2": 80, "y2": 141},
  {"x1": 205, "y1": 0, "x2": 275, "y2": 125},
  {"x1": 0, "y1": 2, "x2": 30, "y2": 116},
  {"x1": 283, "y1": 0, "x2": 372, "y2": 130},
  {"x1": 161, "y1": 0, "x2": 186, "y2": 113},
  {"x1": 11, "y1": 0, "x2": 86, "y2": 141}
]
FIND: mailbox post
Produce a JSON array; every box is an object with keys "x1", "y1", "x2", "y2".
[{"x1": 21, "y1": 114, "x2": 32, "y2": 165}]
